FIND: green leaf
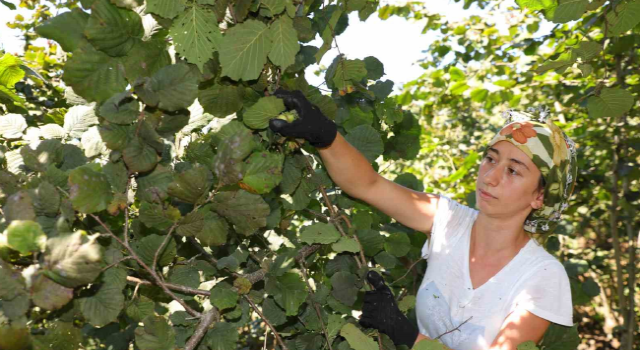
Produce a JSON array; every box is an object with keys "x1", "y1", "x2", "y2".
[
  {"x1": 167, "y1": 164, "x2": 214, "y2": 204},
  {"x1": 448, "y1": 66, "x2": 465, "y2": 81},
  {"x1": 62, "y1": 44, "x2": 128, "y2": 103},
  {"x1": 268, "y1": 16, "x2": 300, "y2": 70},
  {"x1": 170, "y1": 6, "x2": 223, "y2": 72},
  {"x1": 300, "y1": 222, "x2": 342, "y2": 244},
  {"x1": 147, "y1": 0, "x2": 186, "y2": 19},
  {"x1": 134, "y1": 234, "x2": 177, "y2": 267},
  {"x1": 0, "y1": 53, "x2": 25, "y2": 88},
  {"x1": 64, "y1": 104, "x2": 99, "y2": 138},
  {"x1": 581, "y1": 277, "x2": 600, "y2": 297},
  {"x1": 552, "y1": 0, "x2": 588, "y2": 23},
  {"x1": 239, "y1": 151, "x2": 284, "y2": 194},
  {"x1": 315, "y1": 9, "x2": 342, "y2": 63},
  {"x1": 413, "y1": 339, "x2": 449, "y2": 350},
  {"x1": 219, "y1": 20, "x2": 272, "y2": 81},
  {"x1": 331, "y1": 272, "x2": 359, "y2": 306},
  {"x1": 211, "y1": 190, "x2": 269, "y2": 235},
  {"x1": 43, "y1": 231, "x2": 103, "y2": 288},
  {"x1": 139, "y1": 202, "x2": 181, "y2": 230},
  {"x1": 126, "y1": 295, "x2": 155, "y2": 322},
  {"x1": 516, "y1": 0, "x2": 556, "y2": 10},
  {"x1": 136, "y1": 164, "x2": 173, "y2": 202},
  {"x1": 211, "y1": 282, "x2": 238, "y2": 310},
  {"x1": 68, "y1": 166, "x2": 113, "y2": 214},
  {"x1": 79, "y1": 280, "x2": 125, "y2": 327},
  {"x1": 243, "y1": 96, "x2": 286, "y2": 129},
  {"x1": 540, "y1": 324, "x2": 580, "y2": 350},
  {"x1": 196, "y1": 211, "x2": 229, "y2": 246},
  {"x1": 6, "y1": 220, "x2": 46, "y2": 254},
  {"x1": 345, "y1": 124, "x2": 384, "y2": 163},
  {"x1": 398, "y1": 295, "x2": 416, "y2": 313},
  {"x1": 332, "y1": 58, "x2": 367, "y2": 90},
  {"x1": 99, "y1": 91, "x2": 140, "y2": 124},
  {"x1": 332, "y1": 236, "x2": 360, "y2": 253},
  {"x1": 516, "y1": 341, "x2": 539, "y2": 350},
  {"x1": 84, "y1": 0, "x2": 143, "y2": 56},
  {"x1": 4, "y1": 190, "x2": 36, "y2": 222},
  {"x1": 340, "y1": 323, "x2": 377, "y2": 350},
  {"x1": 605, "y1": 0, "x2": 640, "y2": 36},
  {"x1": 573, "y1": 41, "x2": 602, "y2": 61},
  {"x1": 0, "y1": 263, "x2": 26, "y2": 301},
  {"x1": 293, "y1": 17, "x2": 315, "y2": 42},
  {"x1": 266, "y1": 272, "x2": 307, "y2": 316},
  {"x1": 135, "y1": 64, "x2": 199, "y2": 111},
  {"x1": 135, "y1": 316, "x2": 176, "y2": 350},
  {"x1": 384, "y1": 232, "x2": 411, "y2": 257},
  {"x1": 29, "y1": 275, "x2": 73, "y2": 311},
  {"x1": 262, "y1": 297, "x2": 287, "y2": 326},
  {"x1": 99, "y1": 123, "x2": 132, "y2": 151},
  {"x1": 206, "y1": 322, "x2": 239, "y2": 350},
  {"x1": 199, "y1": 84, "x2": 244, "y2": 118},
  {"x1": 0, "y1": 114, "x2": 27, "y2": 139},
  {"x1": 587, "y1": 87, "x2": 635, "y2": 119},
  {"x1": 356, "y1": 229, "x2": 385, "y2": 256},
  {"x1": 123, "y1": 39, "x2": 171, "y2": 82},
  {"x1": 123, "y1": 138, "x2": 159, "y2": 173}
]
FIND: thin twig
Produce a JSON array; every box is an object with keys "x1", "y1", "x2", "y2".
[
  {"x1": 299, "y1": 260, "x2": 333, "y2": 350},
  {"x1": 244, "y1": 295, "x2": 290, "y2": 350},
  {"x1": 126, "y1": 276, "x2": 211, "y2": 296},
  {"x1": 101, "y1": 256, "x2": 134, "y2": 272},
  {"x1": 152, "y1": 224, "x2": 177, "y2": 279},
  {"x1": 390, "y1": 255, "x2": 427, "y2": 287},
  {"x1": 435, "y1": 316, "x2": 473, "y2": 340},
  {"x1": 124, "y1": 176, "x2": 132, "y2": 246},
  {"x1": 184, "y1": 308, "x2": 220, "y2": 350}
]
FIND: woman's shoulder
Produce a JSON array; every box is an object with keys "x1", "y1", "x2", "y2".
[
  {"x1": 434, "y1": 194, "x2": 479, "y2": 229},
  {"x1": 520, "y1": 241, "x2": 569, "y2": 279}
]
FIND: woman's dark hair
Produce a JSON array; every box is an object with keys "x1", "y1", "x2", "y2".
[{"x1": 537, "y1": 175, "x2": 546, "y2": 193}]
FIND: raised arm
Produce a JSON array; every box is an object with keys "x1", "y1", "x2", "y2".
[{"x1": 270, "y1": 89, "x2": 439, "y2": 235}]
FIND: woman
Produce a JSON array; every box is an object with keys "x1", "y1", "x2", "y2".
[{"x1": 269, "y1": 89, "x2": 578, "y2": 350}]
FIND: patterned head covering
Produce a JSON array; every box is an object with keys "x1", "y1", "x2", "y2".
[{"x1": 483, "y1": 108, "x2": 578, "y2": 235}]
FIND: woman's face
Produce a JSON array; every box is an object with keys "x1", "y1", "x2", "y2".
[{"x1": 476, "y1": 140, "x2": 543, "y2": 216}]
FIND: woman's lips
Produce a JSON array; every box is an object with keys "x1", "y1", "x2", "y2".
[{"x1": 479, "y1": 189, "x2": 496, "y2": 199}]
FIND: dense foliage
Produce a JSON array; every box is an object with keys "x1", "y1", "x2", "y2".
[{"x1": 0, "y1": 0, "x2": 637, "y2": 350}]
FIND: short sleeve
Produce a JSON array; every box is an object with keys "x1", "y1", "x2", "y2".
[
  {"x1": 510, "y1": 261, "x2": 574, "y2": 326},
  {"x1": 420, "y1": 195, "x2": 478, "y2": 260}
]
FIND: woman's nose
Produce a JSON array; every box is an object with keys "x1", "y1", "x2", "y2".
[{"x1": 483, "y1": 166, "x2": 501, "y2": 187}]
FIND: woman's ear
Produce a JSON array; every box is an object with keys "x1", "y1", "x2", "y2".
[{"x1": 532, "y1": 191, "x2": 544, "y2": 210}]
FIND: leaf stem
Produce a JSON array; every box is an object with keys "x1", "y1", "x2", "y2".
[{"x1": 244, "y1": 295, "x2": 290, "y2": 350}]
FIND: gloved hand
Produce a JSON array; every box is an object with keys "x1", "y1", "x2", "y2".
[
  {"x1": 268, "y1": 88, "x2": 338, "y2": 148},
  {"x1": 359, "y1": 271, "x2": 419, "y2": 348}
]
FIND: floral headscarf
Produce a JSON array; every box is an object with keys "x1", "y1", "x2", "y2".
[{"x1": 484, "y1": 108, "x2": 578, "y2": 235}]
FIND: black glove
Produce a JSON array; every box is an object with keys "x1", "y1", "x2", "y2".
[
  {"x1": 359, "y1": 271, "x2": 419, "y2": 348},
  {"x1": 268, "y1": 89, "x2": 338, "y2": 148}
]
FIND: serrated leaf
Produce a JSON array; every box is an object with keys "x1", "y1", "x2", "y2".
[
  {"x1": 239, "y1": 151, "x2": 284, "y2": 194},
  {"x1": 85, "y1": 0, "x2": 143, "y2": 56},
  {"x1": 219, "y1": 20, "x2": 272, "y2": 81},
  {"x1": 605, "y1": 0, "x2": 640, "y2": 36},
  {"x1": 262, "y1": 297, "x2": 287, "y2": 326},
  {"x1": 134, "y1": 234, "x2": 177, "y2": 267},
  {"x1": 384, "y1": 232, "x2": 411, "y2": 257},
  {"x1": 170, "y1": 6, "x2": 222, "y2": 72},
  {"x1": 516, "y1": 0, "x2": 556, "y2": 10},
  {"x1": 332, "y1": 236, "x2": 360, "y2": 253},
  {"x1": 39, "y1": 124, "x2": 66, "y2": 138},
  {"x1": 99, "y1": 123, "x2": 132, "y2": 151},
  {"x1": 4, "y1": 190, "x2": 36, "y2": 222},
  {"x1": 355, "y1": 229, "x2": 385, "y2": 257},
  {"x1": 0, "y1": 54, "x2": 24, "y2": 88},
  {"x1": 199, "y1": 84, "x2": 244, "y2": 117},
  {"x1": 413, "y1": 339, "x2": 449, "y2": 350},
  {"x1": 340, "y1": 323, "x2": 377, "y2": 350},
  {"x1": 213, "y1": 129, "x2": 257, "y2": 186},
  {"x1": 79, "y1": 281, "x2": 125, "y2": 327},
  {"x1": 135, "y1": 64, "x2": 198, "y2": 111},
  {"x1": 552, "y1": 0, "x2": 587, "y2": 23},
  {"x1": 30, "y1": 275, "x2": 73, "y2": 311},
  {"x1": 0, "y1": 263, "x2": 25, "y2": 301},
  {"x1": 6, "y1": 220, "x2": 46, "y2": 254},
  {"x1": 126, "y1": 295, "x2": 155, "y2": 322},
  {"x1": 265, "y1": 272, "x2": 306, "y2": 316},
  {"x1": 315, "y1": 9, "x2": 342, "y2": 63},
  {"x1": 139, "y1": 202, "x2": 181, "y2": 230},
  {"x1": 197, "y1": 211, "x2": 229, "y2": 246},
  {"x1": 573, "y1": 41, "x2": 601, "y2": 61},
  {"x1": 62, "y1": 45, "x2": 127, "y2": 103},
  {"x1": 123, "y1": 38, "x2": 171, "y2": 82},
  {"x1": 81, "y1": 126, "x2": 109, "y2": 158},
  {"x1": 167, "y1": 164, "x2": 213, "y2": 204},
  {"x1": 0, "y1": 114, "x2": 27, "y2": 139},
  {"x1": 211, "y1": 190, "x2": 269, "y2": 235},
  {"x1": 136, "y1": 164, "x2": 173, "y2": 202},
  {"x1": 332, "y1": 58, "x2": 367, "y2": 90},
  {"x1": 331, "y1": 272, "x2": 359, "y2": 306},
  {"x1": 345, "y1": 124, "x2": 384, "y2": 163},
  {"x1": 243, "y1": 96, "x2": 286, "y2": 129},
  {"x1": 63, "y1": 104, "x2": 99, "y2": 138},
  {"x1": 293, "y1": 17, "x2": 315, "y2": 42},
  {"x1": 43, "y1": 231, "x2": 102, "y2": 288},
  {"x1": 299, "y1": 222, "x2": 341, "y2": 244},
  {"x1": 206, "y1": 322, "x2": 239, "y2": 350},
  {"x1": 146, "y1": 0, "x2": 186, "y2": 19},
  {"x1": 260, "y1": 0, "x2": 285, "y2": 16},
  {"x1": 122, "y1": 138, "x2": 159, "y2": 173},
  {"x1": 68, "y1": 166, "x2": 113, "y2": 214},
  {"x1": 539, "y1": 324, "x2": 580, "y2": 350},
  {"x1": 135, "y1": 316, "x2": 176, "y2": 350},
  {"x1": 99, "y1": 91, "x2": 140, "y2": 124},
  {"x1": 268, "y1": 16, "x2": 300, "y2": 70},
  {"x1": 398, "y1": 295, "x2": 416, "y2": 313},
  {"x1": 587, "y1": 87, "x2": 635, "y2": 119},
  {"x1": 211, "y1": 282, "x2": 238, "y2": 310},
  {"x1": 516, "y1": 341, "x2": 539, "y2": 350}
]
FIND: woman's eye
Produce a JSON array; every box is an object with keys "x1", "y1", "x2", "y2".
[
  {"x1": 508, "y1": 168, "x2": 518, "y2": 176},
  {"x1": 485, "y1": 156, "x2": 494, "y2": 163}
]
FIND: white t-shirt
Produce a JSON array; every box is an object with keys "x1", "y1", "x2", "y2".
[{"x1": 415, "y1": 195, "x2": 573, "y2": 350}]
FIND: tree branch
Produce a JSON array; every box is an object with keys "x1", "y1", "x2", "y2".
[
  {"x1": 299, "y1": 259, "x2": 333, "y2": 350},
  {"x1": 435, "y1": 316, "x2": 473, "y2": 340},
  {"x1": 243, "y1": 295, "x2": 290, "y2": 350},
  {"x1": 184, "y1": 308, "x2": 220, "y2": 350},
  {"x1": 126, "y1": 276, "x2": 211, "y2": 296}
]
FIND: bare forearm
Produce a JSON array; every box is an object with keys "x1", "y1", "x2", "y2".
[{"x1": 317, "y1": 132, "x2": 380, "y2": 200}]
